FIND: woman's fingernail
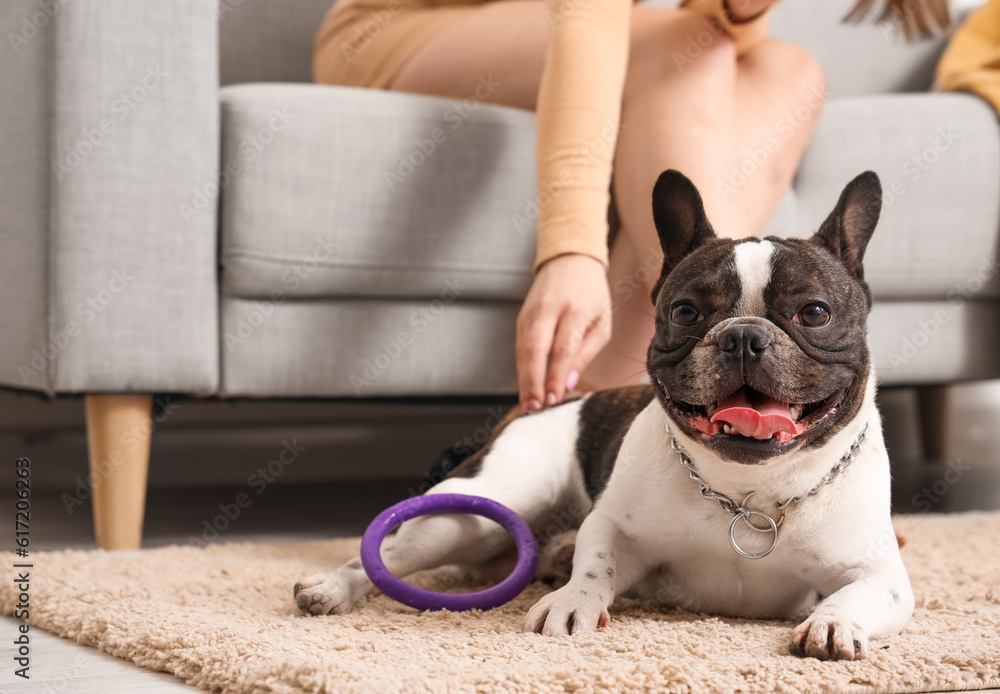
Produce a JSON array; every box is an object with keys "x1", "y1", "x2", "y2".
[
  {"x1": 545, "y1": 392, "x2": 557, "y2": 406},
  {"x1": 525, "y1": 399, "x2": 542, "y2": 412},
  {"x1": 566, "y1": 371, "x2": 580, "y2": 392}
]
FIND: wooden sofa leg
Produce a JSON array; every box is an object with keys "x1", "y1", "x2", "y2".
[{"x1": 84, "y1": 395, "x2": 153, "y2": 550}]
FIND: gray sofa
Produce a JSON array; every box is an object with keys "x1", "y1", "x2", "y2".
[{"x1": 1, "y1": 0, "x2": 998, "y2": 547}]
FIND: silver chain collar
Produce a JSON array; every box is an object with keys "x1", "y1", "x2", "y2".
[{"x1": 667, "y1": 421, "x2": 869, "y2": 559}]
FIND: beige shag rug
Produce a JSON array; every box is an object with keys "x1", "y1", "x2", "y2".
[{"x1": 3, "y1": 511, "x2": 999, "y2": 694}]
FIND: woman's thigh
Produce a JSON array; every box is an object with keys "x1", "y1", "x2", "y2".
[
  {"x1": 390, "y1": 3, "x2": 744, "y2": 113},
  {"x1": 389, "y1": 0, "x2": 551, "y2": 110}
]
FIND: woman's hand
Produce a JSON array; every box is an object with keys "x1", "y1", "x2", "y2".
[
  {"x1": 724, "y1": 0, "x2": 780, "y2": 22},
  {"x1": 516, "y1": 253, "x2": 612, "y2": 411}
]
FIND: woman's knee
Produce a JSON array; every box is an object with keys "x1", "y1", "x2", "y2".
[
  {"x1": 626, "y1": 7, "x2": 738, "y2": 94},
  {"x1": 746, "y1": 40, "x2": 827, "y2": 119}
]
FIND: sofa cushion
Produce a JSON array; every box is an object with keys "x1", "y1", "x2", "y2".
[
  {"x1": 220, "y1": 84, "x2": 999, "y2": 304},
  {"x1": 220, "y1": 83, "x2": 537, "y2": 302},
  {"x1": 219, "y1": 295, "x2": 1000, "y2": 397},
  {"x1": 772, "y1": 92, "x2": 1000, "y2": 301}
]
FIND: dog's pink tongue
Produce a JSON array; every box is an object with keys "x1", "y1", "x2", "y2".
[{"x1": 711, "y1": 390, "x2": 797, "y2": 440}]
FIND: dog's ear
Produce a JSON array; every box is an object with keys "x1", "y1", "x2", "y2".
[
  {"x1": 811, "y1": 171, "x2": 881, "y2": 280},
  {"x1": 650, "y1": 169, "x2": 717, "y2": 303}
]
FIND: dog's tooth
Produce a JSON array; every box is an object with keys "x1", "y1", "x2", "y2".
[
  {"x1": 723, "y1": 424, "x2": 735, "y2": 435},
  {"x1": 790, "y1": 404, "x2": 803, "y2": 421},
  {"x1": 706, "y1": 403, "x2": 717, "y2": 417}
]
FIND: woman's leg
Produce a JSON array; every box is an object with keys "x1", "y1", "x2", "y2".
[
  {"x1": 580, "y1": 23, "x2": 827, "y2": 390},
  {"x1": 389, "y1": 2, "x2": 826, "y2": 392},
  {"x1": 390, "y1": 0, "x2": 549, "y2": 108}
]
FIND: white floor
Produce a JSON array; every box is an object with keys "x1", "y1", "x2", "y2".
[{"x1": 1, "y1": 621, "x2": 193, "y2": 693}]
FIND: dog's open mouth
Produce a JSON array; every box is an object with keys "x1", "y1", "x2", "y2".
[{"x1": 669, "y1": 386, "x2": 845, "y2": 444}]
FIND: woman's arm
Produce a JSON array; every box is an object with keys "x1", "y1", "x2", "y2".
[
  {"x1": 515, "y1": 0, "x2": 632, "y2": 411},
  {"x1": 531, "y1": 0, "x2": 778, "y2": 271},
  {"x1": 533, "y1": 0, "x2": 633, "y2": 270},
  {"x1": 517, "y1": 0, "x2": 633, "y2": 409},
  {"x1": 517, "y1": 0, "x2": 778, "y2": 411}
]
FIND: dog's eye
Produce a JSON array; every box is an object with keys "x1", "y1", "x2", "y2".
[
  {"x1": 797, "y1": 303, "x2": 831, "y2": 327},
  {"x1": 670, "y1": 302, "x2": 703, "y2": 326}
]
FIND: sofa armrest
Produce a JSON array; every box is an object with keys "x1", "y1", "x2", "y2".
[{"x1": 0, "y1": 0, "x2": 220, "y2": 395}]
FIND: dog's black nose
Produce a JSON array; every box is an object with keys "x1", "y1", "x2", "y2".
[{"x1": 718, "y1": 323, "x2": 771, "y2": 360}]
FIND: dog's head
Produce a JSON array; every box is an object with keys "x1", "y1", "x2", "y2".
[{"x1": 646, "y1": 170, "x2": 880, "y2": 465}]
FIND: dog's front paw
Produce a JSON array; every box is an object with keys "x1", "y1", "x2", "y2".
[
  {"x1": 523, "y1": 585, "x2": 610, "y2": 636},
  {"x1": 293, "y1": 572, "x2": 356, "y2": 616},
  {"x1": 789, "y1": 615, "x2": 869, "y2": 661}
]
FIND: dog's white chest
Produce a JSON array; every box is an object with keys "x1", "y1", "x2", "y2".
[
  {"x1": 599, "y1": 401, "x2": 883, "y2": 619},
  {"x1": 632, "y1": 535, "x2": 819, "y2": 618}
]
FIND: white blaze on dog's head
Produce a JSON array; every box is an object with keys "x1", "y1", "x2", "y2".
[{"x1": 732, "y1": 240, "x2": 775, "y2": 318}]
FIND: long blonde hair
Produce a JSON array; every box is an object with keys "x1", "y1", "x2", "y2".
[{"x1": 846, "y1": 0, "x2": 951, "y2": 39}]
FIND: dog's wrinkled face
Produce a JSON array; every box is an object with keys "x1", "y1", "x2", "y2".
[{"x1": 646, "y1": 170, "x2": 881, "y2": 465}]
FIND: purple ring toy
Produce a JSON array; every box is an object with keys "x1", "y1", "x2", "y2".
[{"x1": 360, "y1": 493, "x2": 538, "y2": 612}]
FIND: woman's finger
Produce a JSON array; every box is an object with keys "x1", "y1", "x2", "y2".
[
  {"x1": 516, "y1": 305, "x2": 558, "y2": 411},
  {"x1": 568, "y1": 312, "x2": 612, "y2": 387},
  {"x1": 544, "y1": 308, "x2": 596, "y2": 404}
]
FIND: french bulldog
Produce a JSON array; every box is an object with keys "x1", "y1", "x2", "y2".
[{"x1": 294, "y1": 169, "x2": 913, "y2": 661}]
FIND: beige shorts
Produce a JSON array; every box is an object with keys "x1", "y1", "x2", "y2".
[
  {"x1": 313, "y1": 0, "x2": 770, "y2": 89},
  {"x1": 313, "y1": 0, "x2": 482, "y2": 88}
]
